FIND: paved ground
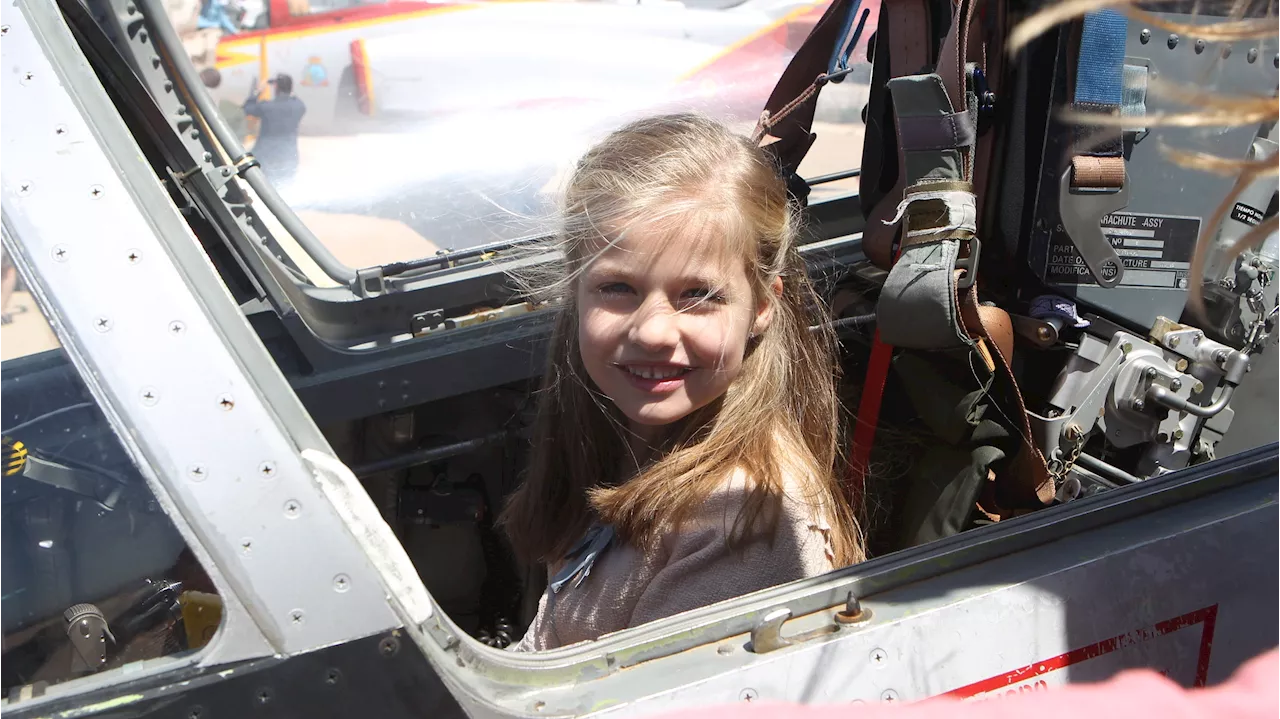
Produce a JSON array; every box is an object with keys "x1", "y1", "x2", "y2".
[{"x1": 2, "y1": 291, "x2": 61, "y2": 361}]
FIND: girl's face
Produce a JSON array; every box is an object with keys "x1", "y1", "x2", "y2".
[{"x1": 576, "y1": 225, "x2": 771, "y2": 438}]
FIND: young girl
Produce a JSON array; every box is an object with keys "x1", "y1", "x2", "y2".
[{"x1": 500, "y1": 113, "x2": 864, "y2": 652}]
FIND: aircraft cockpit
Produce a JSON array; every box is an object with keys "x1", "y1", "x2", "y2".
[{"x1": 1, "y1": 0, "x2": 1276, "y2": 715}]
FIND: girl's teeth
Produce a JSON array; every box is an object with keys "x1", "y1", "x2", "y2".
[{"x1": 628, "y1": 366, "x2": 685, "y2": 379}]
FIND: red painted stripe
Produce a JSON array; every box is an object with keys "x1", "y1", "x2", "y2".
[
  {"x1": 227, "y1": 1, "x2": 455, "y2": 40},
  {"x1": 943, "y1": 605, "x2": 1220, "y2": 698}
]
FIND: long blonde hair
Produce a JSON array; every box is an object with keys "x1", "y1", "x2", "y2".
[{"x1": 499, "y1": 113, "x2": 864, "y2": 567}]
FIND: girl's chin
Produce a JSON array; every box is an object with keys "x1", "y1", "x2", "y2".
[{"x1": 618, "y1": 401, "x2": 696, "y2": 430}]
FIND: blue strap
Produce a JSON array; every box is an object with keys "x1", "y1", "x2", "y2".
[
  {"x1": 827, "y1": 0, "x2": 869, "y2": 79},
  {"x1": 549, "y1": 524, "x2": 615, "y2": 594},
  {"x1": 1073, "y1": 10, "x2": 1127, "y2": 108}
]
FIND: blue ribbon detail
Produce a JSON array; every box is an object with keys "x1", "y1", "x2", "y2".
[{"x1": 549, "y1": 524, "x2": 616, "y2": 594}]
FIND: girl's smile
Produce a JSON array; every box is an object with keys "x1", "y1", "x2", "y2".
[{"x1": 614, "y1": 362, "x2": 696, "y2": 393}]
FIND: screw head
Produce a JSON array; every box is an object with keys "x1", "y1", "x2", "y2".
[
  {"x1": 188, "y1": 465, "x2": 207, "y2": 481},
  {"x1": 289, "y1": 609, "x2": 305, "y2": 625},
  {"x1": 1144, "y1": 367, "x2": 1158, "y2": 379},
  {"x1": 259, "y1": 461, "x2": 276, "y2": 478},
  {"x1": 187, "y1": 707, "x2": 204, "y2": 719},
  {"x1": 1193, "y1": 380, "x2": 1205, "y2": 394},
  {"x1": 1222, "y1": 45, "x2": 1233, "y2": 58},
  {"x1": 126, "y1": 249, "x2": 141, "y2": 264},
  {"x1": 1140, "y1": 28, "x2": 1151, "y2": 43},
  {"x1": 1194, "y1": 38, "x2": 1205, "y2": 53},
  {"x1": 218, "y1": 394, "x2": 235, "y2": 411},
  {"x1": 52, "y1": 245, "x2": 69, "y2": 262},
  {"x1": 881, "y1": 689, "x2": 900, "y2": 702},
  {"x1": 333, "y1": 574, "x2": 351, "y2": 593},
  {"x1": 324, "y1": 668, "x2": 342, "y2": 686},
  {"x1": 54, "y1": 124, "x2": 68, "y2": 136},
  {"x1": 1169, "y1": 336, "x2": 1181, "y2": 348},
  {"x1": 240, "y1": 538, "x2": 253, "y2": 555},
  {"x1": 17, "y1": 182, "x2": 32, "y2": 196},
  {"x1": 739, "y1": 689, "x2": 759, "y2": 702},
  {"x1": 1247, "y1": 47, "x2": 1258, "y2": 63},
  {"x1": 89, "y1": 185, "x2": 104, "y2": 199},
  {"x1": 284, "y1": 499, "x2": 301, "y2": 518},
  {"x1": 1173, "y1": 429, "x2": 1185, "y2": 441},
  {"x1": 169, "y1": 320, "x2": 186, "y2": 335},
  {"x1": 1, "y1": 25, "x2": 9, "y2": 35},
  {"x1": 1132, "y1": 398, "x2": 1146, "y2": 411},
  {"x1": 94, "y1": 316, "x2": 114, "y2": 332},
  {"x1": 1175, "y1": 359, "x2": 1190, "y2": 372},
  {"x1": 140, "y1": 387, "x2": 159, "y2": 406},
  {"x1": 21, "y1": 71, "x2": 34, "y2": 83},
  {"x1": 379, "y1": 636, "x2": 400, "y2": 656},
  {"x1": 1170, "y1": 378, "x2": 1183, "y2": 392},
  {"x1": 870, "y1": 648, "x2": 888, "y2": 666},
  {"x1": 1167, "y1": 34, "x2": 1179, "y2": 48},
  {"x1": 255, "y1": 689, "x2": 272, "y2": 705},
  {"x1": 1121, "y1": 342, "x2": 1134, "y2": 354}
]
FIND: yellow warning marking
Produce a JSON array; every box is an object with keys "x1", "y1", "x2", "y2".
[{"x1": 5, "y1": 438, "x2": 28, "y2": 476}]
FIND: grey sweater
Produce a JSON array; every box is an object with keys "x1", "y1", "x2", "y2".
[{"x1": 511, "y1": 471, "x2": 836, "y2": 652}]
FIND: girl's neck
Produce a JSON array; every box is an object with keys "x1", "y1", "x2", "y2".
[{"x1": 621, "y1": 422, "x2": 666, "y2": 477}]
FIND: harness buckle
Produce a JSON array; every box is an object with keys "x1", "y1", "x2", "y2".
[
  {"x1": 956, "y1": 237, "x2": 981, "y2": 290},
  {"x1": 1058, "y1": 167, "x2": 1129, "y2": 288}
]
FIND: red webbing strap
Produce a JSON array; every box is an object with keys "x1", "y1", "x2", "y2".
[{"x1": 849, "y1": 327, "x2": 896, "y2": 504}]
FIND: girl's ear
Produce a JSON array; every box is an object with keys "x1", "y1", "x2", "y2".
[{"x1": 753, "y1": 276, "x2": 784, "y2": 335}]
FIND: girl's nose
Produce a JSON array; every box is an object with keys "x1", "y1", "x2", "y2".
[{"x1": 629, "y1": 298, "x2": 680, "y2": 351}]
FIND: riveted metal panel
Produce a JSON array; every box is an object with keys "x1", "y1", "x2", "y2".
[
  {"x1": 1029, "y1": 14, "x2": 1279, "y2": 328},
  {"x1": 2, "y1": 0, "x2": 401, "y2": 682}
]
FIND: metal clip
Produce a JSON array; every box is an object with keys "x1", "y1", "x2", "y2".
[
  {"x1": 750, "y1": 608, "x2": 798, "y2": 654},
  {"x1": 955, "y1": 237, "x2": 981, "y2": 290},
  {"x1": 1059, "y1": 168, "x2": 1128, "y2": 288}
]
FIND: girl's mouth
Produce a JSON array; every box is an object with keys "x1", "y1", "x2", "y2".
[{"x1": 616, "y1": 364, "x2": 693, "y2": 393}]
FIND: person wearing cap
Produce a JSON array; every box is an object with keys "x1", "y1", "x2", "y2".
[{"x1": 243, "y1": 73, "x2": 307, "y2": 183}]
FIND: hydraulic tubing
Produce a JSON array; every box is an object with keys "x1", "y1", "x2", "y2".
[
  {"x1": 135, "y1": 0, "x2": 358, "y2": 289},
  {"x1": 1075, "y1": 452, "x2": 1142, "y2": 485},
  {"x1": 1147, "y1": 384, "x2": 1236, "y2": 419}
]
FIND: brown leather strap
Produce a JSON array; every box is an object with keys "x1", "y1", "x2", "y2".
[
  {"x1": 754, "y1": 0, "x2": 859, "y2": 173},
  {"x1": 861, "y1": 0, "x2": 933, "y2": 270},
  {"x1": 958, "y1": 288, "x2": 1056, "y2": 506},
  {"x1": 971, "y1": 0, "x2": 1003, "y2": 231}
]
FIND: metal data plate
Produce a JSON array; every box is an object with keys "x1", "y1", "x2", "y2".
[{"x1": 1029, "y1": 15, "x2": 1279, "y2": 329}]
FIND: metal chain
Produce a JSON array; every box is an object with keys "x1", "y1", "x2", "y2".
[{"x1": 1049, "y1": 428, "x2": 1085, "y2": 484}]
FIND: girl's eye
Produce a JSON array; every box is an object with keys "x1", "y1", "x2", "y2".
[
  {"x1": 597, "y1": 282, "x2": 633, "y2": 296},
  {"x1": 680, "y1": 287, "x2": 727, "y2": 305}
]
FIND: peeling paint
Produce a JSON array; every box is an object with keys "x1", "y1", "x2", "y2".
[{"x1": 53, "y1": 693, "x2": 144, "y2": 717}]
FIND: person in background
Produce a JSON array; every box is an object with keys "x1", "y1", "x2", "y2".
[
  {"x1": 198, "y1": 67, "x2": 247, "y2": 142},
  {"x1": 243, "y1": 73, "x2": 307, "y2": 184}
]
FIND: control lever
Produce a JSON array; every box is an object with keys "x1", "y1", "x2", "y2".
[
  {"x1": 65, "y1": 604, "x2": 113, "y2": 675},
  {"x1": 1059, "y1": 168, "x2": 1128, "y2": 288}
]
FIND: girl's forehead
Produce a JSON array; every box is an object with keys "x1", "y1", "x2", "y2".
[{"x1": 582, "y1": 217, "x2": 750, "y2": 275}]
